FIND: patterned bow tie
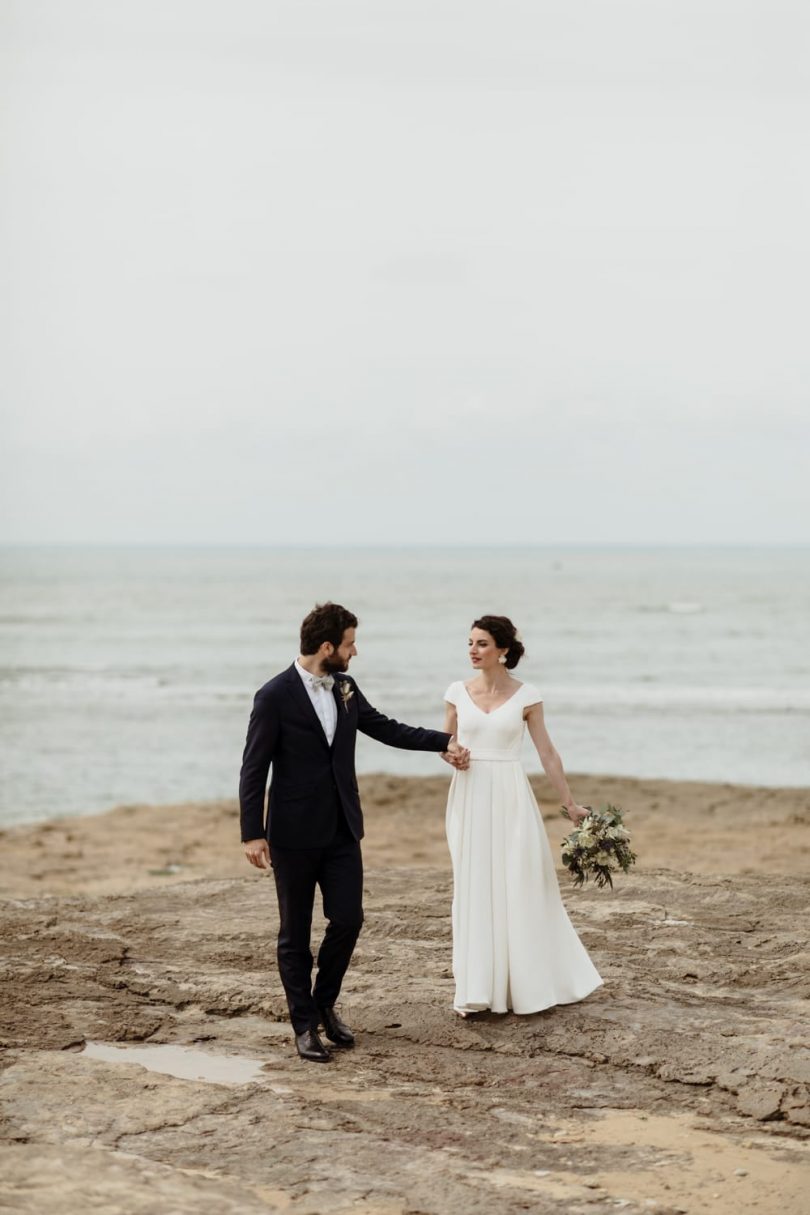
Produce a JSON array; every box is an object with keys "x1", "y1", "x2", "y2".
[{"x1": 310, "y1": 674, "x2": 335, "y2": 692}]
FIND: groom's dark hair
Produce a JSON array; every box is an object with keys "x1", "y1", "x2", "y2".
[{"x1": 300, "y1": 602, "x2": 358, "y2": 654}]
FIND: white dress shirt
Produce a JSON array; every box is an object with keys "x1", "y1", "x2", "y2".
[{"x1": 294, "y1": 660, "x2": 338, "y2": 745}]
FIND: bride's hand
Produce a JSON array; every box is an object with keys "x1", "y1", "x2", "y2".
[
  {"x1": 566, "y1": 803, "x2": 590, "y2": 827},
  {"x1": 444, "y1": 739, "x2": 471, "y2": 770}
]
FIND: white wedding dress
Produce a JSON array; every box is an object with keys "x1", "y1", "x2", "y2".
[{"x1": 444, "y1": 680, "x2": 603, "y2": 1015}]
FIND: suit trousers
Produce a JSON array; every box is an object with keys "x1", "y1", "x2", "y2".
[{"x1": 270, "y1": 808, "x2": 364, "y2": 1034}]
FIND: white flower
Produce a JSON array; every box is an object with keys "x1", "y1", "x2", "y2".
[{"x1": 606, "y1": 826, "x2": 627, "y2": 841}]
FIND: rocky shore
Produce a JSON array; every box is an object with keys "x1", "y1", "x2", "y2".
[{"x1": 1, "y1": 774, "x2": 809, "y2": 1214}]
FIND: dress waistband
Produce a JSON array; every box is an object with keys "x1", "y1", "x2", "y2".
[{"x1": 469, "y1": 750, "x2": 522, "y2": 763}]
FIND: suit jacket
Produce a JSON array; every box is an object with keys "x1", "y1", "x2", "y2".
[{"x1": 239, "y1": 664, "x2": 452, "y2": 848}]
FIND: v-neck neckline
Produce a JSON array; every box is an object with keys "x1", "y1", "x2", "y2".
[{"x1": 462, "y1": 681, "x2": 523, "y2": 716}]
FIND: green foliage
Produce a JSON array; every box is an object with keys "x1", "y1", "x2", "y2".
[{"x1": 560, "y1": 803, "x2": 637, "y2": 890}]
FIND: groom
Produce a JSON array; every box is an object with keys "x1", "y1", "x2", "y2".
[{"x1": 240, "y1": 602, "x2": 468, "y2": 1063}]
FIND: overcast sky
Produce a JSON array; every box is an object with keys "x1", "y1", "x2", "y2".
[{"x1": 1, "y1": 1, "x2": 808, "y2": 545}]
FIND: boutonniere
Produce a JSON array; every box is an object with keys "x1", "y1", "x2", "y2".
[{"x1": 339, "y1": 681, "x2": 355, "y2": 712}]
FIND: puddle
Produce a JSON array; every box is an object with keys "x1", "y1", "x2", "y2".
[{"x1": 82, "y1": 1041, "x2": 269, "y2": 1086}]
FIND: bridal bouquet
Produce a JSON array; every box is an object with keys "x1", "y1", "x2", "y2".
[{"x1": 560, "y1": 804, "x2": 636, "y2": 889}]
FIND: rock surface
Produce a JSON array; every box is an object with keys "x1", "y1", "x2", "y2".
[{"x1": 2, "y1": 858, "x2": 809, "y2": 1214}]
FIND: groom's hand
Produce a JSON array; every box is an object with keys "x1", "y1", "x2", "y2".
[
  {"x1": 244, "y1": 838, "x2": 271, "y2": 870},
  {"x1": 445, "y1": 738, "x2": 470, "y2": 770}
]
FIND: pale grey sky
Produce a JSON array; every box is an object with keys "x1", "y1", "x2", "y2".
[{"x1": 2, "y1": 1, "x2": 808, "y2": 544}]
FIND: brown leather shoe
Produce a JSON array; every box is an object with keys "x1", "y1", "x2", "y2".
[
  {"x1": 319, "y1": 1006, "x2": 355, "y2": 1047},
  {"x1": 295, "y1": 1028, "x2": 331, "y2": 1062}
]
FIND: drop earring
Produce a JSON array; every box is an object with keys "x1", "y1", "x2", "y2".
[{"x1": 498, "y1": 655, "x2": 507, "y2": 665}]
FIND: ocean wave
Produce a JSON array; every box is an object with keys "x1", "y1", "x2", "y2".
[
  {"x1": 635, "y1": 602, "x2": 704, "y2": 614},
  {"x1": 538, "y1": 684, "x2": 810, "y2": 714}
]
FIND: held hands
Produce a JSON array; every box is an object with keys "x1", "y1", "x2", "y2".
[
  {"x1": 244, "y1": 838, "x2": 271, "y2": 870},
  {"x1": 442, "y1": 737, "x2": 471, "y2": 770}
]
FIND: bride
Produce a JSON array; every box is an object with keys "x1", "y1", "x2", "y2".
[{"x1": 443, "y1": 614, "x2": 603, "y2": 1017}]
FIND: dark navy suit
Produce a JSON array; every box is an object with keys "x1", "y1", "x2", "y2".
[{"x1": 239, "y1": 664, "x2": 451, "y2": 1032}]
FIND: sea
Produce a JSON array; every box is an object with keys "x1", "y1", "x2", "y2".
[{"x1": 1, "y1": 545, "x2": 809, "y2": 828}]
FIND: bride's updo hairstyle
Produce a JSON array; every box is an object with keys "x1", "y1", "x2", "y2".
[{"x1": 472, "y1": 615, "x2": 525, "y2": 669}]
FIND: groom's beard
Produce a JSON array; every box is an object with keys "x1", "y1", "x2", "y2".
[{"x1": 322, "y1": 655, "x2": 349, "y2": 674}]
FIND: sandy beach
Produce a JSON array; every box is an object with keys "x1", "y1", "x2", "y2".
[
  {"x1": 2, "y1": 773, "x2": 809, "y2": 1214},
  {"x1": 3, "y1": 771, "x2": 809, "y2": 898}
]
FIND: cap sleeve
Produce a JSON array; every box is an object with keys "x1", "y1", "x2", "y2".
[
  {"x1": 443, "y1": 681, "x2": 460, "y2": 705},
  {"x1": 521, "y1": 682, "x2": 543, "y2": 708}
]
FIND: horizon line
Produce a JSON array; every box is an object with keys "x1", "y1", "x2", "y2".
[{"x1": 1, "y1": 540, "x2": 809, "y2": 551}]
